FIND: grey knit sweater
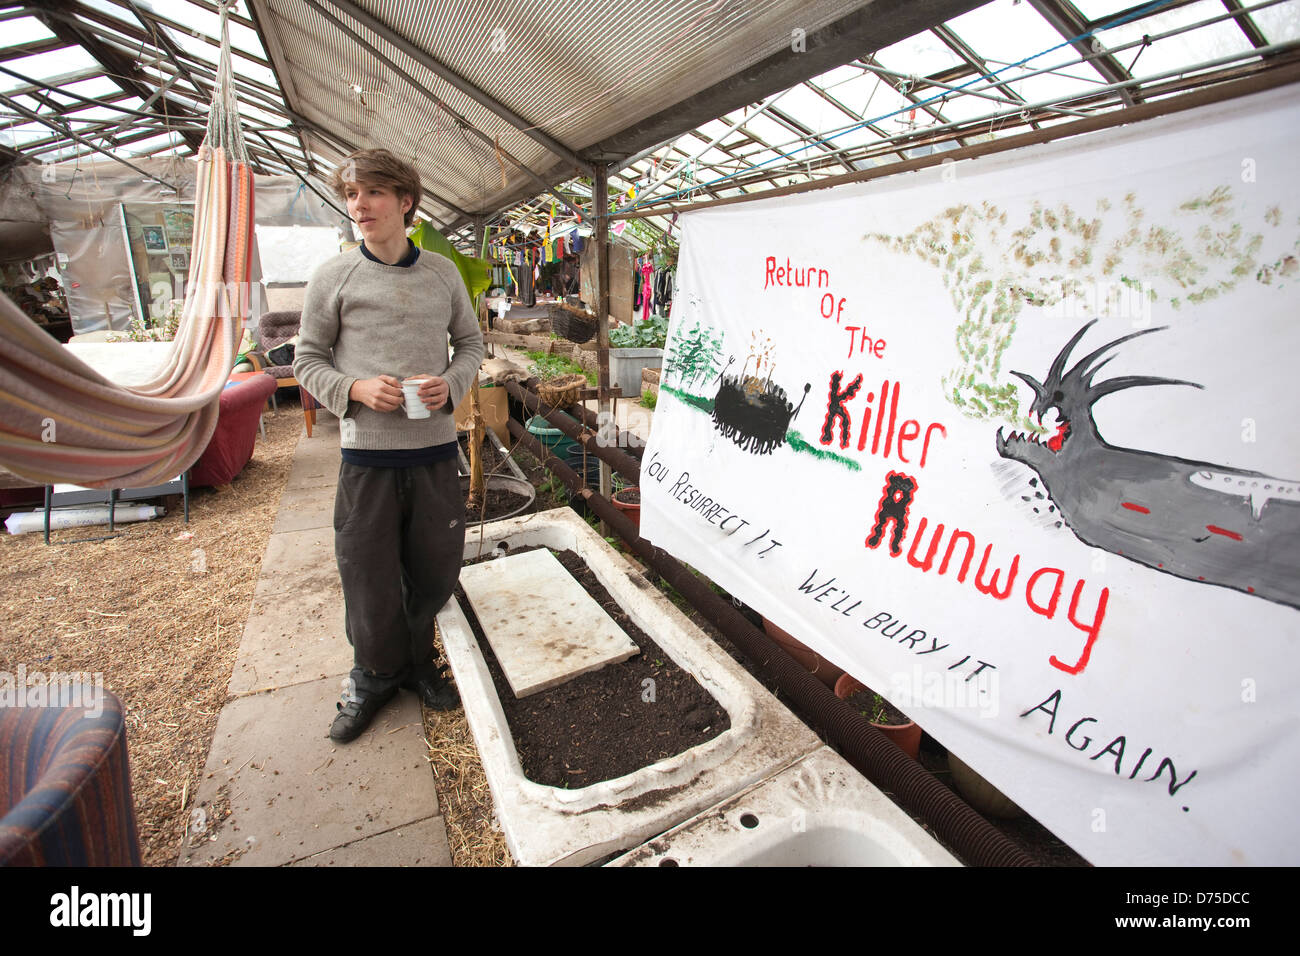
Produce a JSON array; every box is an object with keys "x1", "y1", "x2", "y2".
[{"x1": 293, "y1": 246, "x2": 484, "y2": 450}]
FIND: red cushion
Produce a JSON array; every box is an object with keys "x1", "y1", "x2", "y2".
[{"x1": 190, "y1": 373, "x2": 277, "y2": 487}]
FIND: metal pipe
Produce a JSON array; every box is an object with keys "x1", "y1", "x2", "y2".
[
  {"x1": 250, "y1": 129, "x2": 348, "y2": 219},
  {"x1": 504, "y1": 380, "x2": 641, "y2": 485},
  {"x1": 0, "y1": 89, "x2": 179, "y2": 190},
  {"x1": 619, "y1": 38, "x2": 1300, "y2": 217},
  {"x1": 564, "y1": 398, "x2": 646, "y2": 460},
  {"x1": 507, "y1": 416, "x2": 1036, "y2": 867}
]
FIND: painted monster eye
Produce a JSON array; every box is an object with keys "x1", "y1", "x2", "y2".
[{"x1": 1052, "y1": 390, "x2": 1064, "y2": 402}]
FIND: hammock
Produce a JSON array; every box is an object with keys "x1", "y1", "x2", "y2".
[{"x1": 0, "y1": 3, "x2": 254, "y2": 489}]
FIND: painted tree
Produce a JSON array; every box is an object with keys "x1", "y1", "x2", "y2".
[
  {"x1": 866, "y1": 188, "x2": 1298, "y2": 431},
  {"x1": 665, "y1": 318, "x2": 725, "y2": 393}
]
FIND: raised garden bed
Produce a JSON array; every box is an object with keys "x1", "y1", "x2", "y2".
[
  {"x1": 437, "y1": 507, "x2": 822, "y2": 866},
  {"x1": 456, "y1": 546, "x2": 729, "y2": 788}
]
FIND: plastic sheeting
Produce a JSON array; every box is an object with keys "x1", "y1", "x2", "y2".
[{"x1": 0, "y1": 156, "x2": 344, "y2": 333}]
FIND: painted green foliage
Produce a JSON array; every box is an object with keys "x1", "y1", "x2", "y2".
[
  {"x1": 660, "y1": 318, "x2": 861, "y2": 472},
  {"x1": 865, "y1": 188, "x2": 1295, "y2": 432},
  {"x1": 664, "y1": 318, "x2": 725, "y2": 393}
]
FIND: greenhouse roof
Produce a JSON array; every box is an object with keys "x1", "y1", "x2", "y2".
[{"x1": 2, "y1": 0, "x2": 1297, "y2": 249}]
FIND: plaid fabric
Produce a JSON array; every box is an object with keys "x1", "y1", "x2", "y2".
[
  {"x1": 0, "y1": 690, "x2": 142, "y2": 866},
  {"x1": 257, "y1": 311, "x2": 301, "y2": 354}
]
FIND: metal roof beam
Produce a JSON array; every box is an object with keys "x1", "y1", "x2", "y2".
[
  {"x1": 581, "y1": 0, "x2": 988, "y2": 163},
  {"x1": 38, "y1": 125, "x2": 189, "y2": 160},
  {"x1": 627, "y1": 90, "x2": 796, "y2": 205},
  {"x1": 929, "y1": 25, "x2": 1035, "y2": 114},
  {"x1": 276, "y1": 107, "x2": 473, "y2": 223},
  {"x1": 1221, "y1": 0, "x2": 1269, "y2": 49},
  {"x1": 0, "y1": 36, "x2": 72, "y2": 61},
  {"x1": 42, "y1": 4, "x2": 290, "y2": 107},
  {"x1": 116, "y1": 0, "x2": 272, "y2": 69},
  {"x1": 0, "y1": 88, "x2": 179, "y2": 186},
  {"x1": 311, "y1": 0, "x2": 589, "y2": 174},
  {"x1": 297, "y1": 0, "x2": 585, "y2": 222},
  {"x1": 718, "y1": 39, "x2": 1300, "y2": 189},
  {"x1": 125, "y1": 0, "x2": 212, "y2": 106},
  {"x1": 1027, "y1": 0, "x2": 1138, "y2": 106},
  {"x1": 47, "y1": 0, "x2": 283, "y2": 105},
  {"x1": 33, "y1": 1, "x2": 206, "y2": 154},
  {"x1": 1089, "y1": 0, "x2": 1202, "y2": 29},
  {"x1": 246, "y1": 0, "x2": 315, "y2": 173},
  {"x1": 85, "y1": 0, "x2": 270, "y2": 68},
  {"x1": 801, "y1": 76, "x2": 909, "y2": 161},
  {"x1": 142, "y1": 55, "x2": 295, "y2": 122},
  {"x1": 0, "y1": 63, "x2": 102, "y2": 97},
  {"x1": 766, "y1": 104, "x2": 862, "y2": 173}
]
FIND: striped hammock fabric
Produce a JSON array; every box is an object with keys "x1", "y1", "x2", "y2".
[
  {"x1": 0, "y1": 0, "x2": 255, "y2": 490},
  {"x1": 0, "y1": 150, "x2": 253, "y2": 489}
]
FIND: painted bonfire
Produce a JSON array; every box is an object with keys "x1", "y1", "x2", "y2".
[{"x1": 711, "y1": 355, "x2": 811, "y2": 455}]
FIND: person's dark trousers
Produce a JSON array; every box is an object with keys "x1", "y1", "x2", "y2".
[{"x1": 333, "y1": 458, "x2": 465, "y2": 698}]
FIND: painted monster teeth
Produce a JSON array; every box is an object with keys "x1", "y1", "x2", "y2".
[{"x1": 1000, "y1": 320, "x2": 1298, "y2": 610}]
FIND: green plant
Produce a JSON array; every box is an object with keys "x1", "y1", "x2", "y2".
[
  {"x1": 108, "y1": 302, "x2": 181, "y2": 343},
  {"x1": 856, "y1": 692, "x2": 904, "y2": 725},
  {"x1": 525, "y1": 349, "x2": 595, "y2": 385},
  {"x1": 665, "y1": 320, "x2": 724, "y2": 391},
  {"x1": 639, "y1": 391, "x2": 657, "y2": 410},
  {"x1": 609, "y1": 313, "x2": 668, "y2": 349},
  {"x1": 538, "y1": 474, "x2": 566, "y2": 503}
]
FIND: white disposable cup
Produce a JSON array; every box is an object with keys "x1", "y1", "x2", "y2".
[{"x1": 401, "y1": 377, "x2": 431, "y2": 419}]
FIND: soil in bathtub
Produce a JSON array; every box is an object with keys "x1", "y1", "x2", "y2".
[
  {"x1": 460, "y1": 477, "x2": 533, "y2": 522},
  {"x1": 454, "y1": 547, "x2": 729, "y2": 788}
]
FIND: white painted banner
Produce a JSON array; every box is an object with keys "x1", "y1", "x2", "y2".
[{"x1": 641, "y1": 85, "x2": 1300, "y2": 865}]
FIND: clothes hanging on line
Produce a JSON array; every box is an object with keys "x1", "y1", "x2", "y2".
[
  {"x1": 631, "y1": 257, "x2": 675, "y2": 319},
  {"x1": 639, "y1": 261, "x2": 654, "y2": 323}
]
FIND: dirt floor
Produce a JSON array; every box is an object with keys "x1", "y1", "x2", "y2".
[
  {"x1": 420, "y1": 652, "x2": 513, "y2": 867},
  {"x1": 0, "y1": 406, "x2": 302, "y2": 866}
]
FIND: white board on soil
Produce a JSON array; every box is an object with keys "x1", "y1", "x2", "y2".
[{"x1": 458, "y1": 548, "x2": 639, "y2": 697}]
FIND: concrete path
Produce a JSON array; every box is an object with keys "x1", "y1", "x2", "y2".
[{"x1": 178, "y1": 410, "x2": 451, "y2": 867}]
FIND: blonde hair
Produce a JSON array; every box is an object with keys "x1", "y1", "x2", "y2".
[{"x1": 329, "y1": 148, "x2": 421, "y2": 227}]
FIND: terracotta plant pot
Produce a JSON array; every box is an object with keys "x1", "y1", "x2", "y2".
[
  {"x1": 833, "y1": 673, "x2": 922, "y2": 760},
  {"x1": 611, "y1": 486, "x2": 641, "y2": 533},
  {"x1": 760, "y1": 617, "x2": 844, "y2": 689}
]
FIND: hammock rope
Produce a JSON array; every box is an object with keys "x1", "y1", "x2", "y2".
[{"x1": 0, "y1": 0, "x2": 255, "y2": 489}]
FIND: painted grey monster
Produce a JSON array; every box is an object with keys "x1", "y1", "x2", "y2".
[{"x1": 997, "y1": 320, "x2": 1300, "y2": 610}]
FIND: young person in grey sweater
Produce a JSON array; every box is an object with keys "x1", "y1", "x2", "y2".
[{"x1": 293, "y1": 149, "x2": 484, "y2": 742}]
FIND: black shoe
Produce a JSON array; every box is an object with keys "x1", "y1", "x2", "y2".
[
  {"x1": 329, "y1": 686, "x2": 398, "y2": 743},
  {"x1": 402, "y1": 667, "x2": 459, "y2": 711}
]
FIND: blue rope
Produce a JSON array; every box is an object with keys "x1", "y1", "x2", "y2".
[{"x1": 619, "y1": 0, "x2": 1181, "y2": 213}]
